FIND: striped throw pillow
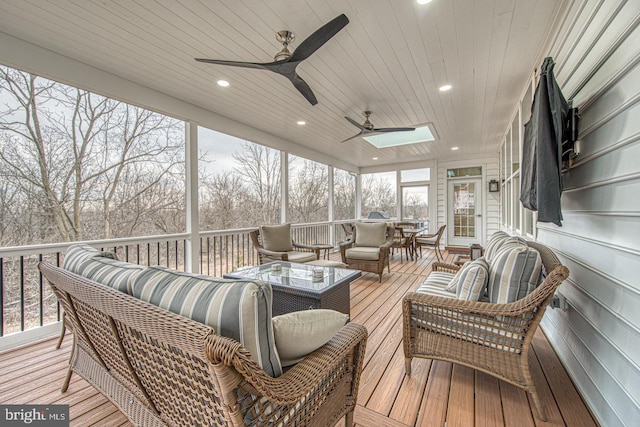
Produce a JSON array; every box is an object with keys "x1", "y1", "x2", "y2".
[
  {"x1": 130, "y1": 266, "x2": 282, "y2": 378},
  {"x1": 454, "y1": 258, "x2": 490, "y2": 301},
  {"x1": 63, "y1": 243, "x2": 118, "y2": 273},
  {"x1": 488, "y1": 246, "x2": 543, "y2": 303},
  {"x1": 483, "y1": 232, "x2": 509, "y2": 261},
  {"x1": 75, "y1": 257, "x2": 144, "y2": 294}
]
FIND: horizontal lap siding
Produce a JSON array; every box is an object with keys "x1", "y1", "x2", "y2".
[{"x1": 537, "y1": 0, "x2": 640, "y2": 426}]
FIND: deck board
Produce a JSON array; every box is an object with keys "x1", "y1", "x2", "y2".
[{"x1": 0, "y1": 249, "x2": 598, "y2": 426}]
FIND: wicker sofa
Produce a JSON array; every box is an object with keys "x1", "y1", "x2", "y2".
[
  {"x1": 40, "y1": 244, "x2": 367, "y2": 427},
  {"x1": 402, "y1": 237, "x2": 569, "y2": 421}
]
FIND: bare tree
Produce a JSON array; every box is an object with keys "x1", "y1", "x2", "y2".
[
  {"x1": 200, "y1": 172, "x2": 250, "y2": 230},
  {"x1": 288, "y1": 158, "x2": 328, "y2": 223},
  {"x1": 333, "y1": 169, "x2": 356, "y2": 220},
  {"x1": 233, "y1": 142, "x2": 280, "y2": 225},
  {"x1": 0, "y1": 66, "x2": 184, "y2": 244},
  {"x1": 361, "y1": 174, "x2": 396, "y2": 218}
]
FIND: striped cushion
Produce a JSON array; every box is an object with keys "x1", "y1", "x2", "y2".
[
  {"x1": 62, "y1": 243, "x2": 118, "y2": 273},
  {"x1": 454, "y1": 258, "x2": 490, "y2": 301},
  {"x1": 488, "y1": 246, "x2": 543, "y2": 303},
  {"x1": 76, "y1": 257, "x2": 144, "y2": 294},
  {"x1": 416, "y1": 271, "x2": 457, "y2": 298},
  {"x1": 130, "y1": 266, "x2": 282, "y2": 377},
  {"x1": 483, "y1": 232, "x2": 509, "y2": 260},
  {"x1": 445, "y1": 268, "x2": 464, "y2": 292},
  {"x1": 491, "y1": 237, "x2": 528, "y2": 261}
]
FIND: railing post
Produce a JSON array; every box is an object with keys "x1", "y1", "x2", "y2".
[
  {"x1": 328, "y1": 166, "x2": 335, "y2": 245},
  {"x1": 185, "y1": 122, "x2": 199, "y2": 273}
]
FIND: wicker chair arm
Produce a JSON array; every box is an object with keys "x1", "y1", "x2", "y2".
[
  {"x1": 338, "y1": 236, "x2": 355, "y2": 248},
  {"x1": 432, "y1": 262, "x2": 461, "y2": 273},
  {"x1": 206, "y1": 322, "x2": 367, "y2": 405},
  {"x1": 292, "y1": 242, "x2": 321, "y2": 258}
]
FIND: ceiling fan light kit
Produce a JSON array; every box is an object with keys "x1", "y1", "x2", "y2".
[{"x1": 195, "y1": 14, "x2": 349, "y2": 105}]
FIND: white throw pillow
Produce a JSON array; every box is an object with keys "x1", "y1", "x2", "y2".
[{"x1": 272, "y1": 309, "x2": 349, "y2": 367}]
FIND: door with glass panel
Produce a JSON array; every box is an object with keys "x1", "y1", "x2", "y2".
[{"x1": 447, "y1": 179, "x2": 482, "y2": 247}]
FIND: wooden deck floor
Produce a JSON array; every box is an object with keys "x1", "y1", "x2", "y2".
[{"x1": 0, "y1": 249, "x2": 598, "y2": 426}]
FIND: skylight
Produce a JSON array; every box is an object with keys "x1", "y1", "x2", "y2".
[{"x1": 363, "y1": 125, "x2": 435, "y2": 148}]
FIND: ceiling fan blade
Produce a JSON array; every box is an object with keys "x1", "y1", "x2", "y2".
[
  {"x1": 289, "y1": 14, "x2": 349, "y2": 62},
  {"x1": 344, "y1": 116, "x2": 367, "y2": 130},
  {"x1": 290, "y1": 74, "x2": 318, "y2": 105},
  {"x1": 374, "y1": 127, "x2": 416, "y2": 132},
  {"x1": 195, "y1": 58, "x2": 266, "y2": 70},
  {"x1": 341, "y1": 131, "x2": 364, "y2": 143}
]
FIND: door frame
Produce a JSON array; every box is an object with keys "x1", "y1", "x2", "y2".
[{"x1": 447, "y1": 177, "x2": 483, "y2": 247}]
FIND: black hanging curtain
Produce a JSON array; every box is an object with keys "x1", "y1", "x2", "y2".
[{"x1": 520, "y1": 57, "x2": 569, "y2": 227}]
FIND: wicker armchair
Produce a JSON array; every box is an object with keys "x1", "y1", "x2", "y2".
[
  {"x1": 340, "y1": 223, "x2": 394, "y2": 282},
  {"x1": 40, "y1": 262, "x2": 368, "y2": 427},
  {"x1": 402, "y1": 241, "x2": 569, "y2": 421},
  {"x1": 415, "y1": 224, "x2": 446, "y2": 261},
  {"x1": 250, "y1": 224, "x2": 320, "y2": 264}
]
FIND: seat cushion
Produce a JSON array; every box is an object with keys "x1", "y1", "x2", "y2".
[
  {"x1": 345, "y1": 246, "x2": 381, "y2": 261},
  {"x1": 415, "y1": 271, "x2": 457, "y2": 298},
  {"x1": 261, "y1": 223, "x2": 293, "y2": 252},
  {"x1": 262, "y1": 250, "x2": 317, "y2": 264},
  {"x1": 488, "y1": 246, "x2": 543, "y2": 303},
  {"x1": 354, "y1": 222, "x2": 387, "y2": 247},
  {"x1": 130, "y1": 266, "x2": 282, "y2": 377},
  {"x1": 62, "y1": 243, "x2": 118, "y2": 272},
  {"x1": 272, "y1": 309, "x2": 349, "y2": 367}
]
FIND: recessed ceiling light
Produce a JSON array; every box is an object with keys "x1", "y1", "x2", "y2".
[
  {"x1": 451, "y1": 146, "x2": 459, "y2": 150},
  {"x1": 372, "y1": 157, "x2": 379, "y2": 160},
  {"x1": 217, "y1": 80, "x2": 230, "y2": 87},
  {"x1": 297, "y1": 120, "x2": 306, "y2": 125},
  {"x1": 417, "y1": 0, "x2": 433, "y2": 4},
  {"x1": 439, "y1": 84, "x2": 452, "y2": 91}
]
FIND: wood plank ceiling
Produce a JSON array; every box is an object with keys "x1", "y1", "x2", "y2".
[{"x1": 0, "y1": 0, "x2": 567, "y2": 169}]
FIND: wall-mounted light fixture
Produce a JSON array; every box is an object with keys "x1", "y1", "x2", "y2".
[{"x1": 488, "y1": 179, "x2": 499, "y2": 192}]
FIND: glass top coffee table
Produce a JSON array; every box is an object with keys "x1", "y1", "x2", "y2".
[{"x1": 224, "y1": 261, "x2": 361, "y2": 316}]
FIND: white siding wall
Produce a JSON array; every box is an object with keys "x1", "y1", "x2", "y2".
[
  {"x1": 530, "y1": 1, "x2": 640, "y2": 425},
  {"x1": 435, "y1": 155, "x2": 500, "y2": 248}
]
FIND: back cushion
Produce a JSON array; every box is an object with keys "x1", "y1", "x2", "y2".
[
  {"x1": 488, "y1": 246, "x2": 543, "y2": 303},
  {"x1": 483, "y1": 232, "x2": 510, "y2": 262},
  {"x1": 355, "y1": 222, "x2": 387, "y2": 247},
  {"x1": 63, "y1": 243, "x2": 118, "y2": 272},
  {"x1": 76, "y1": 257, "x2": 144, "y2": 294},
  {"x1": 130, "y1": 266, "x2": 282, "y2": 377},
  {"x1": 261, "y1": 223, "x2": 293, "y2": 252}
]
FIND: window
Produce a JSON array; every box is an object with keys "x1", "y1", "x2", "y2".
[
  {"x1": 361, "y1": 172, "x2": 396, "y2": 220},
  {"x1": 198, "y1": 127, "x2": 281, "y2": 229},
  {"x1": 333, "y1": 168, "x2": 356, "y2": 220},
  {"x1": 500, "y1": 73, "x2": 536, "y2": 237},
  {"x1": 288, "y1": 155, "x2": 328, "y2": 223},
  {"x1": 0, "y1": 65, "x2": 185, "y2": 246}
]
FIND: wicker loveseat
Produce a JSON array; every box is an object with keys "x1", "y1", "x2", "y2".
[
  {"x1": 402, "y1": 238, "x2": 569, "y2": 421},
  {"x1": 40, "y1": 245, "x2": 367, "y2": 427}
]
